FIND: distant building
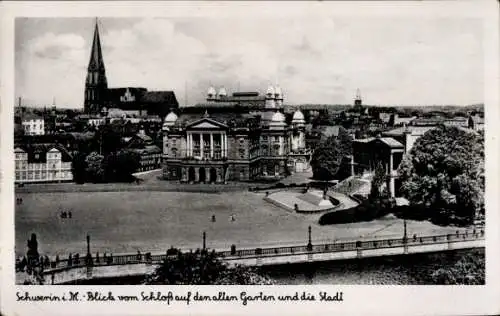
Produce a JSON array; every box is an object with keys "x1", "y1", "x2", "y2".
[
  {"x1": 443, "y1": 117, "x2": 468, "y2": 128},
  {"x1": 468, "y1": 114, "x2": 484, "y2": 131},
  {"x1": 127, "y1": 129, "x2": 162, "y2": 172},
  {"x1": 14, "y1": 144, "x2": 73, "y2": 183},
  {"x1": 352, "y1": 136, "x2": 405, "y2": 197},
  {"x1": 353, "y1": 89, "x2": 363, "y2": 111},
  {"x1": 383, "y1": 125, "x2": 436, "y2": 153},
  {"x1": 21, "y1": 114, "x2": 45, "y2": 136}
]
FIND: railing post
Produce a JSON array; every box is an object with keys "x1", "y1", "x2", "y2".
[
  {"x1": 307, "y1": 226, "x2": 313, "y2": 251},
  {"x1": 356, "y1": 241, "x2": 362, "y2": 258}
]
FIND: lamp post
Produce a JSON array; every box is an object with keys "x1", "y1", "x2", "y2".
[
  {"x1": 86, "y1": 234, "x2": 93, "y2": 266},
  {"x1": 403, "y1": 219, "x2": 407, "y2": 242},
  {"x1": 307, "y1": 225, "x2": 312, "y2": 251},
  {"x1": 202, "y1": 231, "x2": 206, "y2": 250}
]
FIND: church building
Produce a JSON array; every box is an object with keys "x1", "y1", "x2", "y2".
[{"x1": 83, "y1": 21, "x2": 178, "y2": 117}]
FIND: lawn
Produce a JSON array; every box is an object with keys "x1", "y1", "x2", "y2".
[{"x1": 15, "y1": 191, "x2": 465, "y2": 258}]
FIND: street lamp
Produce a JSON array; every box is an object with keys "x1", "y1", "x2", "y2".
[
  {"x1": 307, "y1": 225, "x2": 313, "y2": 251},
  {"x1": 86, "y1": 234, "x2": 93, "y2": 266},
  {"x1": 403, "y1": 218, "x2": 408, "y2": 245},
  {"x1": 202, "y1": 231, "x2": 206, "y2": 250}
]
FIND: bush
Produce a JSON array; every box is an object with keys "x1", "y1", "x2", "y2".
[
  {"x1": 319, "y1": 199, "x2": 392, "y2": 225},
  {"x1": 352, "y1": 194, "x2": 368, "y2": 202},
  {"x1": 392, "y1": 204, "x2": 472, "y2": 227}
]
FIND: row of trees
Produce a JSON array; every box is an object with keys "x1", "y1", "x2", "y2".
[{"x1": 72, "y1": 150, "x2": 141, "y2": 183}]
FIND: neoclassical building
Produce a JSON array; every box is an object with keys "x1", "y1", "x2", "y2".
[{"x1": 161, "y1": 86, "x2": 311, "y2": 183}]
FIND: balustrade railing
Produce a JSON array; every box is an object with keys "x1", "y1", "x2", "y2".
[{"x1": 30, "y1": 229, "x2": 483, "y2": 276}]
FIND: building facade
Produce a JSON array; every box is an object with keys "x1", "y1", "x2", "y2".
[
  {"x1": 161, "y1": 87, "x2": 311, "y2": 183},
  {"x1": 352, "y1": 136, "x2": 405, "y2": 197},
  {"x1": 21, "y1": 115, "x2": 45, "y2": 136},
  {"x1": 14, "y1": 144, "x2": 73, "y2": 183},
  {"x1": 127, "y1": 130, "x2": 162, "y2": 172}
]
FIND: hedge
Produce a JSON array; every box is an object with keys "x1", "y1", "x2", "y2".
[{"x1": 319, "y1": 199, "x2": 394, "y2": 225}]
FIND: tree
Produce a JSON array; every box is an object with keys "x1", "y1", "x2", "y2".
[
  {"x1": 370, "y1": 162, "x2": 386, "y2": 199},
  {"x1": 85, "y1": 152, "x2": 105, "y2": 183},
  {"x1": 145, "y1": 249, "x2": 274, "y2": 285},
  {"x1": 310, "y1": 136, "x2": 343, "y2": 181},
  {"x1": 398, "y1": 125, "x2": 484, "y2": 221},
  {"x1": 337, "y1": 126, "x2": 352, "y2": 157},
  {"x1": 104, "y1": 150, "x2": 141, "y2": 182},
  {"x1": 71, "y1": 152, "x2": 88, "y2": 184},
  {"x1": 93, "y1": 124, "x2": 123, "y2": 155},
  {"x1": 429, "y1": 250, "x2": 484, "y2": 285}
]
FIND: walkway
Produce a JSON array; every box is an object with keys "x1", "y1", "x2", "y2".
[
  {"x1": 328, "y1": 191, "x2": 359, "y2": 210},
  {"x1": 25, "y1": 229, "x2": 484, "y2": 285}
]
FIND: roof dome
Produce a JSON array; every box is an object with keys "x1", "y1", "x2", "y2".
[
  {"x1": 266, "y1": 85, "x2": 275, "y2": 96},
  {"x1": 218, "y1": 87, "x2": 227, "y2": 97},
  {"x1": 207, "y1": 86, "x2": 216, "y2": 96},
  {"x1": 292, "y1": 109, "x2": 304, "y2": 121},
  {"x1": 275, "y1": 86, "x2": 282, "y2": 97},
  {"x1": 271, "y1": 111, "x2": 286, "y2": 122},
  {"x1": 164, "y1": 111, "x2": 178, "y2": 123}
]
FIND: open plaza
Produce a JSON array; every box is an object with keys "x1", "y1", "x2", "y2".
[{"x1": 15, "y1": 175, "x2": 465, "y2": 259}]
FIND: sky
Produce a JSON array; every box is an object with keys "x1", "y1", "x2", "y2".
[{"x1": 15, "y1": 14, "x2": 484, "y2": 109}]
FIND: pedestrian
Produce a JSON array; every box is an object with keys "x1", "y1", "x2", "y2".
[
  {"x1": 68, "y1": 211, "x2": 72, "y2": 219},
  {"x1": 230, "y1": 214, "x2": 235, "y2": 222},
  {"x1": 211, "y1": 215, "x2": 216, "y2": 222}
]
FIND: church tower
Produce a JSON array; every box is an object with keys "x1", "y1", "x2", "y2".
[
  {"x1": 354, "y1": 88, "x2": 362, "y2": 110},
  {"x1": 84, "y1": 19, "x2": 108, "y2": 114}
]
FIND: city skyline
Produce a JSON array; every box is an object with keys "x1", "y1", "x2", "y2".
[{"x1": 15, "y1": 15, "x2": 483, "y2": 109}]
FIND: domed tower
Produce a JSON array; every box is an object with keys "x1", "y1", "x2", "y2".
[
  {"x1": 207, "y1": 86, "x2": 216, "y2": 101},
  {"x1": 269, "y1": 111, "x2": 286, "y2": 130},
  {"x1": 265, "y1": 85, "x2": 276, "y2": 108},
  {"x1": 162, "y1": 110, "x2": 179, "y2": 179},
  {"x1": 291, "y1": 109, "x2": 306, "y2": 152},
  {"x1": 162, "y1": 111, "x2": 178, "y2": 151},
  {"x1": 218, "y1": 87, "x2": 227, "y2": 100},
  {"x1": 274, "y1": 86, "x2": 283, "y2": 107}
]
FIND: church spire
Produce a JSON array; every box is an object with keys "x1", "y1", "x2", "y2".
[{"x1": 84, "y1": 18, "x2": 108, "y2": 114}]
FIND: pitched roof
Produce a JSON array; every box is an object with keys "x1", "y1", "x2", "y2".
[
  {"x1": 14, "y1": 143, "x2": 73, "y2": 162},
  {"x1": 375, "y1": 137, "x2": 404, "y2": 148},
  {"x1": 142, "y1": 91, "x2": 178, "y2": 105},
  {"x1": 383, "y1": 126, "x2": 436, "y2": 136},
  {"x1": 320, "y1": 125, "x2": 341, "y2": 138},
  {"x1": 88, "y1": 21, "x2": 106, "y2": 72}
]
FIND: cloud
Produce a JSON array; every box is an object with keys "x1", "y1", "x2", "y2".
[{"x1": 16, "y1": 16, "x2": 483, "y2": 108}]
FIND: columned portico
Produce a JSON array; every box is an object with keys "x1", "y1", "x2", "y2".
[{"x1": 186, "y1": 131, "x2": 227, "y2": 159}]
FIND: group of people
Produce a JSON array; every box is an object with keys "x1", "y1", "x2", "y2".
[
  {"x1": 15, "y1": 255, "x2": 52, "y2": 273},
  {"x1": 211, "y1": 214, "x2": 236, "y2": 222},
  {"x1": 60, "y1": 210, "x2": 72, "y2": 219}
]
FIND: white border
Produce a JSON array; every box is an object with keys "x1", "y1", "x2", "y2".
[{"x1": 1, "y1": 2, "x2": 499, "y2": 316}]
